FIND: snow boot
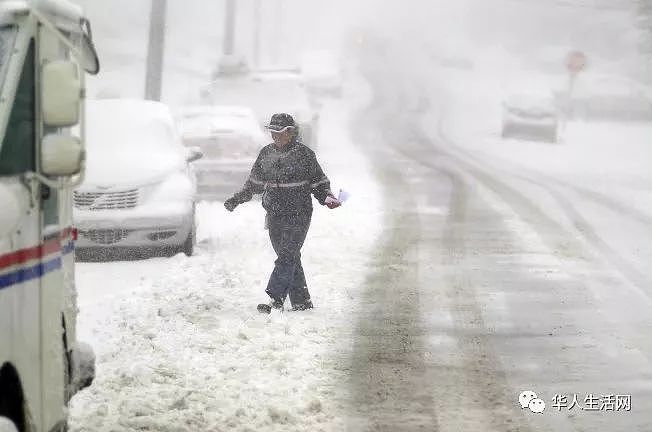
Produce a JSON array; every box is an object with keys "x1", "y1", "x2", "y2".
[
  {"x1": 291, "y1": 300, "x2": 314, "y2": 311},
  {"x1": 257, "y1": 298, "x2": 284, "y2": 314}
]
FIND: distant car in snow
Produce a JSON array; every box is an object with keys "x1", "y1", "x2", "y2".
[
  {"x1": 177, "y1": 105, "x2": 266, "y2": 200},
  {"x1": 300, "y1": 50, "x2": 344, "y2": 98},
  {"x1": 502, "y1": 93, "x2": 559, "y2": 143},
  {"x1": 204, "y1": 68, "x2": 320, "y2": 148},
  {"x1": 561, "y1": 74, "x2": 652, "y2": 122},
  {"x1": 74, "y1": 99, "x2": 202, "y2": 258}
]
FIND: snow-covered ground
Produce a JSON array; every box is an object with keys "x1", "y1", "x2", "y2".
[{"x1": 69, "y1": 86, "x2": 383, "y2": 431}]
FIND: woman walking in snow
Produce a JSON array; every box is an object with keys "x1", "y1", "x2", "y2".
[{"x1": 224, "y1": 113, "x2": 341, "y2": 313}]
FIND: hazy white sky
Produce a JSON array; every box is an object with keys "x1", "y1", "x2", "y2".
[{"x1": 75, "y1": 0, "x2": 642, "y2": 103}]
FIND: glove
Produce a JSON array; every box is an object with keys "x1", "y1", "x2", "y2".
[
  {"x1": 224, "y1": 197, "x2": 238, "y2": 212},
  {"x1": 324, "y1": 195, "x2": 341, "y2": 209}
]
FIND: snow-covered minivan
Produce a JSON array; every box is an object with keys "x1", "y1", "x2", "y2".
[
  {"x1": 74, "y1": 99, "x2": 201, "y2": 258},
  {"x1": 0, "y1": 1, "x2": 100, "y2": 430}
]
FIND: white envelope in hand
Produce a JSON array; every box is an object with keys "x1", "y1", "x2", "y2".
[{"x1": 337, "y1": 189, "x2": 350, "y2": 203}]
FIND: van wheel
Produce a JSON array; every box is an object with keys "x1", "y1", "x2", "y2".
[
  {"x1": 182, "y1": 227, "x2": 194, "y2": 256},
  {"x1": 0, "y1": 364, "x2": 26, "y2": 432},
  {"x1": 182, "y1": 208, "x2": 196, "y2": 257}
]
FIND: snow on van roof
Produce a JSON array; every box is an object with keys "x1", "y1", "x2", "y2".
[
  {"x1": 35, "y1": 0, "x2": 84, "y2": 22},
  {"x1": 0, "y1": 0, "x2": 84, "y2": 22},
  {"x1": 0, "y1": 1, "x2": 29, "y2": 14}
]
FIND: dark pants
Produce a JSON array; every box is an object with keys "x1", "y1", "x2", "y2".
[{"x1": 265, "y1": 212, "x2": 312, "y2": 306}]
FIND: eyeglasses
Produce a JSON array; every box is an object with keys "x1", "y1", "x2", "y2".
[{"x1": 267, "y1": 126, "x2": 294, "y2": 133}]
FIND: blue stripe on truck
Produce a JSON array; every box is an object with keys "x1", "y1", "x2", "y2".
[{"x1": 0, "y1": 257, "x2": 63, "y2": 290}]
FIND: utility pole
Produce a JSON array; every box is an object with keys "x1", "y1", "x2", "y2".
[
  {"x1": 145, "y1": 0, "x2": 167, "y2": 101},
  {"x1": 253, "y1": 0, "x2": 262, "y2": 69},
  {"x1": 223, "y1": 0, "x2": 236, "y2": 55},
  {"x1": 638, "y1": 0, "x2": 652, "y2": 78},
  {"x1": 272, "y1": 0, "x2": 284, "y2": 66}
]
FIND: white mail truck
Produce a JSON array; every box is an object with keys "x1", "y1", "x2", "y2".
[{"x1": 0, "y1": 1, "x2": 99, "y2": 431}]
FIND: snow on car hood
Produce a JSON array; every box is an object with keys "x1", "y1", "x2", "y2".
[
  {"x1": 83, "y1": 99, "x2": 186, "y2": 188},
  {"x1": 83, "y1": 151, "x2": 184, "y2": 189}
]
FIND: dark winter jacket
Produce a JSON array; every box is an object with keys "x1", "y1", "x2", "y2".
[{"x1": 231, "y1": 139, "x2": 332, "y2": 215}]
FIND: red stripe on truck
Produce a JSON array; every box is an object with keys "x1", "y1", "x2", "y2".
[{"x1": 0, "y1": 227, "x2": 73, "y2": 271}]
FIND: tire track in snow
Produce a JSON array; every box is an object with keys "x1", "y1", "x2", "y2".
[
  {"x1": 397, "y1": 124, "x2": 648, "y2": 431},
  {"x1": 349, "y1": 55, "x2": 537, "y2": 431},
  {"x1": 446, "y1": 131, "x2": 652, "y2": 229},
  {"x1": 437, "y1": 139, "x2": 652, "y2": 303},
  {"x1": 435, "y1": 122, "x2": 652, "y2": 297},
  {"x1": 345, "y1": 105, "x2": 439, "y2": 431},
  {"x1": 435, "y1": 170, "x2": 535, "y2": 432},
  {"x1": 550, "y1": 181, "x2": 652, "y2": 228},
  {"x1": 391, "y1": 122, "x2": 537, "y2": 431},
  {"x1": 405, "y1": 121, "x2": 652, "y2": 430}
]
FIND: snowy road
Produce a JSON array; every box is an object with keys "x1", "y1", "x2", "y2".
[
  {"x1": 338, "y1": 89, "x2": 652, "y2": 431},
  {"x1": 352, "y1": 118, "x2": 652, "y2": 430},
  {"x1": 68, "y1": 54, "x2": 652, "y2": 431},
  {"x1": 342, "y1": 48, "x2": 652, "y2": 430}
]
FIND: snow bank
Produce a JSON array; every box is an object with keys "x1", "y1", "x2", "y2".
[{"x1": 69, "y1": 93, "x2": 382, "y2": 431}]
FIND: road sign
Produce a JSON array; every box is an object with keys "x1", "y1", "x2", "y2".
[{"x1": 566, "y1": 50, "x2": 587, "y2": 74}]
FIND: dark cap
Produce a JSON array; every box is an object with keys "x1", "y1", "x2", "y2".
[{"x1": 265, "y1": 113, "x2": 296, "y2": 132}]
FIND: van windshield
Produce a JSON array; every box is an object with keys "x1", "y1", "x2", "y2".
[
  {"x1": 0, "y1": 34, "x2": 33, "y2": 176},
  {"x1": 0, "y1": 26, "x2": 17, "y2": 89}
]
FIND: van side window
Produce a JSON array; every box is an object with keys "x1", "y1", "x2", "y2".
[{"x1": 0, "y1": 40, "x2": 35, "y2": 175}]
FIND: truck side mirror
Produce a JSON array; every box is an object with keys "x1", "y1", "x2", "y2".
[
  {"x1": 41, "y1": 134, "x2": 83, "y2": 176},
  {"x1": 42, "y1": 61, "x2": 81, "y2": 127}
]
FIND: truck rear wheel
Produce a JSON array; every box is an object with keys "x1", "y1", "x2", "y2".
[
  {"x1": 0, "y1": 364, "x2": 26, "y2": 432},
  {"x1": 0, "y1": 417, "x2": 19, "y2": 432}
]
